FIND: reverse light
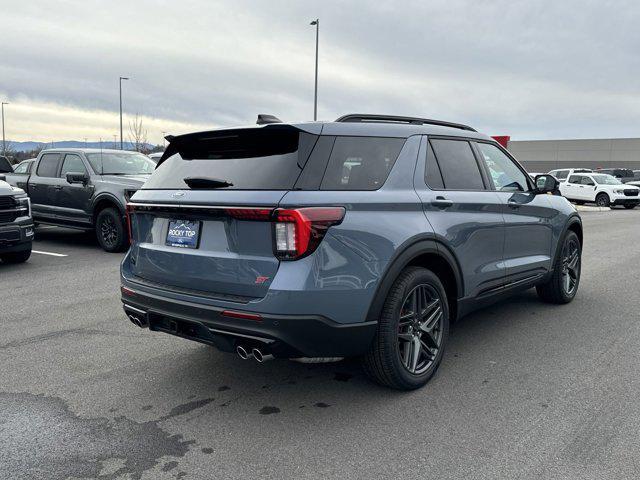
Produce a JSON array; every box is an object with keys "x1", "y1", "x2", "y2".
[{"x1": 272, "y1": 207, "x2": 345, "y2": 260}]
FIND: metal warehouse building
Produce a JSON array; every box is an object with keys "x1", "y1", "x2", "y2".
[{"x1": 505, "y1": 138, "x2": 640, "y2": 173}]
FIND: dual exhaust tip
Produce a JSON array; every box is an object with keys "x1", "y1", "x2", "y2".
[
  {"x1": 127, "y1": 313, "x2": 149, "y2": 329},
  {"x1": 236, "y1": 345, "x2": 274, "y2": 363}
]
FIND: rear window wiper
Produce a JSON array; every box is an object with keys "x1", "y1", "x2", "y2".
[{"x1": 183, "y1": 177, "x2": 234, "y2": 189}]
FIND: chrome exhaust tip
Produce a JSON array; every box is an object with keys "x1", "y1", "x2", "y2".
[
  {"x1": 236, "y1": 345, "x2": 253, "y2": 360},
  {"x1": 252, "y1": 348, "x2": 274, "y2": 363}
]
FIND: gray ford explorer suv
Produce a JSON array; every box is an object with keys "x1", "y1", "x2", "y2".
[{"x1": 121, "y1": 114, "x2": 582, "y2": 390}]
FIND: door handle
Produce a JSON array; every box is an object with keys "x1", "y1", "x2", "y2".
[
  {"x1": 431, "y1": 196, "x2": 453, "y2": 208},
  {"x1": 507, "y1": 200, "x2": 520, "y2": 209},
  {"x1": 54, "y1": 185, "x2": 63, "y2": 190}
]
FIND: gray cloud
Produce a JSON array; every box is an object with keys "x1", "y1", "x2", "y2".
[{"x1": 1, "y1": 0, "x2": 640, "y2": 140}]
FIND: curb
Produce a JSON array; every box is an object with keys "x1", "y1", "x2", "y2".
[{"x1": 574, "y1": 205, "x2": 611, "y2": 212}]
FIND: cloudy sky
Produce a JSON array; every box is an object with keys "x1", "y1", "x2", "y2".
[{"x1": 1, "y1": 0, "x2": 640, "y2": 144}]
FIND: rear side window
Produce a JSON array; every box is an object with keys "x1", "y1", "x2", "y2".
[
  {"x1": 430, "y1": 139, "x2": 485, "y2": 190},
  {"x1": 36, "y1": 153, "x2": 61, "y2": 178},
  {"x1": 144, "y1": 128, "x2": 317, "y2": 190},
  {"x1": 60, "y1": 154, "x2": 87, "y2": 176},
  {"x1": 553, "y1": 170, "x2": 568, "y2": 180},
  {"x1": 320, "y1": 137, "x2": 404, "y2": 190}
]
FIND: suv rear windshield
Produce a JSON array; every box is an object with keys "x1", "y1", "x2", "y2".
[
  {"x1": 144, "y1": 128, "x2": 315, "y2": 190},
  {"x1": 144, "y1": 128, "x2": 405, "y2": 191}
]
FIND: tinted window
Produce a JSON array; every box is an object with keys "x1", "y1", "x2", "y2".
[
  {"x1": 425, "y1": 143, "x2": 444, "y2": 189},
  {"x1": 36, "y1": 153, "x2": 61, "y2": 177},
  {"x1": 144, "y1": 129, "x2": 316, "y2": 190},
  {"x1": 476, "y1": 142, "x2": 529, "y2": 192},
  {"x1": 567, "y1": 175, "x2": 582, "y2": 184},
  {"x1": 60, "y1": 154, "x2": 87, "y2": 177},
  {"x1": 553, "y1": 170, "x2": 568, "y2": 180},
  {"x1": 13, "y1": 162, "x2": 29, "y2": 174},
  {"x1": 430, "y1": 139, "x2": 484, "y2": 190},
  {"x1": 320, "y1": 137, "x2": 405, "y2": 190}
]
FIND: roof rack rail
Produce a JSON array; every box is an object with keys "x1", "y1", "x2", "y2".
[{"x1": 334, "y1": 114, "x2": 476, "y2": 132}]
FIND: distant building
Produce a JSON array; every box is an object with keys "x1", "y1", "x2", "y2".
[{"x1": 505, "y1": 137, "x2": 640, "y2": 172}]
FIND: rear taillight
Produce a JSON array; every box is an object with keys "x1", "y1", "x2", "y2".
[
  {"x1": 125, "y1": 203, "x2": 134, "y2": 243},
  {"x1": 272, "y1": 207, "x2": 345, "y2": 260}
]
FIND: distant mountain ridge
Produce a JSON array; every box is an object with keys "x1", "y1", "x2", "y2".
[{"x1": 8, "y1": 140, "x2": 157, "y2": 152}]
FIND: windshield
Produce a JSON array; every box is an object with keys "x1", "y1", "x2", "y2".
[
  {"x1": 592, "y1": 174, "x2": 622, "y2": 185},
  {"x1": 86, "y1": 152, "x2": 155, "y2": 175}
]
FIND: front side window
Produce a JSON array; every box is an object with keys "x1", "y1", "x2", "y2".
[
  {"x1": 430, "y1": 139, "x2": 485, "y2": 190},
  {"x1": 476, "y1": 142, "x2": 529, "y2": 192},
  {"x1": 592, "y1": 174, "x2": 622, "y2": 185},
  {"x1": 87, "y1": 152, "x2": 155, "y2": 175},
  {"x1": 36, "y1": 153, "x2": 61, "y2": 178},
  {"x1": 320, "y1": 137, "x2": 405, "y2": 190},
  {"x1": 60, "y1": 154, "x2": 87, "y2": 177}
]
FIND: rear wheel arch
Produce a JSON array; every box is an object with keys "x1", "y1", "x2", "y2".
[{"x1": 366, "y1": 240, "x2": 463, "y2": 324}]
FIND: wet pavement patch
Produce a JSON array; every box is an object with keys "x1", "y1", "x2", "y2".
[
  {"x1": 201, "y1": 447, "x2": 214, "y2": 454},
  {"x1": 160, "y1": 398, "x2": 215, "y2": 421},
  {"x1": 0, "y1": 392, "x2": 195, "y2": 480},
  {"x1": 259, "y1": 406, "x2": 280, "y2": 415},
  {"x1": 314, "y1": 402, "x2": 331, "y2": 408},
  {"x1": 217, "y1": 385, "x2": 230, "y2": 391}
]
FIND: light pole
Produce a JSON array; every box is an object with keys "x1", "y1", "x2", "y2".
[
  {"x1": 1, "y1": 102, "x2": 8, "y2": 156},
  {"x1": 310, "y1": 19, "x2": 319, "y2": 121},
  {"x1": 119, "y1": 76, "x2": 129, "y2": 150}
]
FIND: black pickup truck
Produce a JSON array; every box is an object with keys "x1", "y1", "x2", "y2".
[
  {"x1": 0, "y1": 177, "x2": 34, "y2": 263},
  {"x1": 4, "y1": 148, "x2": 155, "y2": 252}
]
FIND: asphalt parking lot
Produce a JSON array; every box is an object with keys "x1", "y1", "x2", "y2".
[{"x1": 1, "y1": 210, "x2": 639, "y2": 480}]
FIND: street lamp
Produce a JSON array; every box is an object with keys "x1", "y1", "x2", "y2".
[
  {"x1": 119, "y1": 77, "x2": 130, "y2": 150},
  {"x1": 310, "y1": 19, "x2": 319, "y2": 121},
  {"x1": 1, "y1": 102, "x2": 8, "y2": 156}
]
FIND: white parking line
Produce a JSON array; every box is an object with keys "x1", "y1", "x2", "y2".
[{"x1": 32, "y1": 250, "x2": 68, "y2": 257}]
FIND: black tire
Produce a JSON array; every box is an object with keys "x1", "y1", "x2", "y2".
[
  {"x1": 595, "y1": 193, "x2": 610, "y2": 207},
  {"x1": 536, "y1": 231, "x2": 581, "y2": 304},
  {"x1": 1, "y1": 248, "x2": 32, "y2": 264},
  {"x1": 95, "y1": 207, "x2": 128, "y2": 252},
  {"x1": 362, "y1": 267, "x2": 449, "y2": 390},
  {"x1": 624, "y1": 204, "x2": 636, "y2": 210}
]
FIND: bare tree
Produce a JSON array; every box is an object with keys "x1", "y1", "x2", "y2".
[
  {"x1": 128, "y1": 113, "x2": 148, "y2": 152},
  {"x1": 1, "y1": 141, "x2": 17, "y2": 164}
]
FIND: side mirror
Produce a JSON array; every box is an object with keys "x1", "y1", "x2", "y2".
[
  {"x1": 66, "y1": 172, "x2": 88, "y2": 184},
  {"x1": 535, "y1": 174, "x2": 559, "y2": 194}
]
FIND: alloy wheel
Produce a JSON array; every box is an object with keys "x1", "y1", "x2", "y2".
[
  {"x1": 561, "y1": 237, "x2": 580, "y2": 295},
  {"x1": 100, "y1": 216, "x2": 118, "y2": 248},
  {"x1": 397, "y1": 284, "x2": 444, "y2": 375}
]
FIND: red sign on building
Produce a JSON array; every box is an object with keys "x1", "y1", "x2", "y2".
[{"x1": 492, "y1": 136, "x2": 510, "y2": 148}]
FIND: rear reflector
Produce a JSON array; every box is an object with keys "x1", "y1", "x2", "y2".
[
  {"x1": 121, "y1": 286, "x2": 136, "y2": 296},
  {"x1": 221, "y1": 310, "x2": 263, "y2": 321},
  {"x1": 224, "y1": 208, "x2": 272, "y2": 221}
]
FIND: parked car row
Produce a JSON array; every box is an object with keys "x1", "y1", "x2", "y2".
[
  {"x1": 545, "y1": 168, "x2": 640, "y2": 208},
  {"x1": 3, "y1": 149, "x2": 156, "y2": 251}
]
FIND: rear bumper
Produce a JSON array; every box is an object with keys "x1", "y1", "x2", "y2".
[
  {"x1": 120, "y1": 285, "x2": 377, "y2": 358},
  {"x1": 0, "y1": 220, "x2": 34, "y2": 253}
]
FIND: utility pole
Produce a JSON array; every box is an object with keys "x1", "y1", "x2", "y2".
[
  {"x1": 310, "y1": 19, "x2": 319, "y2": 121},
  {"x1": 1, "y1": 102, "x2": 8, "y2": 156},
  {"x1": 119, "y1": 76, "x2": 129, "y2": 150}
]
